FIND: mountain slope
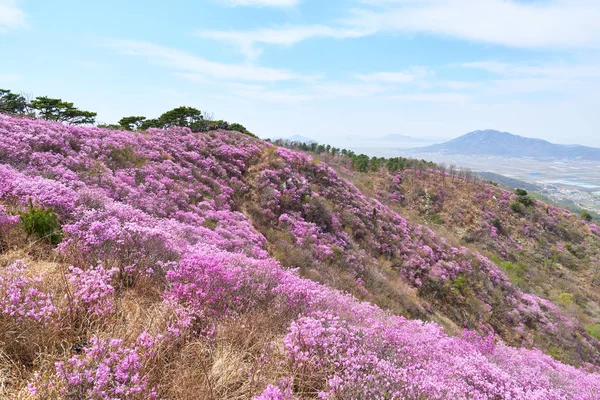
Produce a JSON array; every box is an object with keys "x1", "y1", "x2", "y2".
[
  {"x1": 413, "y1": 129, "x2": 600, "y2": 160},
  {"x1": 0, "y1": 115, "x2": 599, "y2": 398}
]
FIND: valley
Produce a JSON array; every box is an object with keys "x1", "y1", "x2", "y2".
[{"x1": 407, "y1": 153, "x2": 600, "y2": 213}]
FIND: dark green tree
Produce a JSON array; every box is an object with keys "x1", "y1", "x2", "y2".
[
  {"x1": 118, "y1": 116, "x2": 147, "y2": 131},
  {"x1": 352, "y1": 154, "x2": 370, "y2": 172},
  {"x1": 229, "y1": 122, "x2": 255, "y2": 136},
  {"x1": 140, "y1": 118, "x2": 161, "y2": 130},
  {"x1": 30, "y1": 96, "x2": 96, "y2": 125},
  {"x1": 0, "y1": 89, "x2": 28, "y2": 115},
  {"x1": 157, "y1": 106, "x2": 204, "y2": 131},
  {"x1": 97, "y1": 123, "x2": 121, "y2": 130},
  {"x1": 515, "y1": 189, "x2": 528, "y2": 196}
]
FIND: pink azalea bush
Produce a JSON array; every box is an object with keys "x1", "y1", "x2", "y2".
[
  {"x1": 0, "y1": 260, "x2": 56, "y2": 325},
  {"x1": 52, "y1": 332, "x2": 159, "y2": 399},
  {"x1": 282, "y1": 313, "x2": 600, "y2": 399},
  {"x1": 66, "y1": 264, "x2": 118, "y2": 316},
  {"x1": 0, "y1": 204, "x2": 19, "y2": 230}
]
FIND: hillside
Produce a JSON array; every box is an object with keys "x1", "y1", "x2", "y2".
[
  {"x1": 329, "y1": 162, "x2": 600, "y2": 352},
  {"x1": 477, "y1": 171, "x2": 542, "y2": 193},
  {"x1": 412, "y1": 129, "x2": 600, "y2": 160},
  {"x1": 0, "y1": 115, "x2": 599, "y2": 398}
]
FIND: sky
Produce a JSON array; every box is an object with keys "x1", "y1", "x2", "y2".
[{"x1": 1, "y1": 0, "x2": 600, "y2": 147}]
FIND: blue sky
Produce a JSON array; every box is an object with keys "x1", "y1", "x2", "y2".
[{"x1": 1, "y1": 0, "x2": 600, "y2": 146}]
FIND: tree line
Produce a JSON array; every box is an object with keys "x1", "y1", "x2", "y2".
[
  {"x1": 0, "y1": 88, "x2": 254, "y2": 136},
  {"x1": 271, "y1": 138, "x2": 437, "y2": 173}
]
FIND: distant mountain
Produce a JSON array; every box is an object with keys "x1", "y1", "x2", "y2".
[
  {"x1": 286, "y1": 134, "x2": 316, "y2": 143},
  {"x1": 412, "y1": 129, "x2": 600, "y2": 160}
]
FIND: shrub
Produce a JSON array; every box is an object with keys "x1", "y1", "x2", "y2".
[
  {"x1": 0, "y1": 204, "x2": 19, "y2": 231},
  {"x1": 48, "y1": 334, "x2": 159, "y2": 399},
  {"x1": 107, "y1": 146, "x2": 146, "y2": 169},
  {"x1": 510, "y1": 201, "x2": 525, "y2": 213},
  {"x1": 430, "y1": 212, "x2": 444, "y2": 225},
  {"x1": 453, "y1": 274, "x2": 467, "y2": 293},
  {"x1": 491, "y1": 218, "x2": 502, "y2": 231},
  {"x1": 558, "y1": 293, "x2": 574, "y2": 306},
  {"x1": 517, "y1": 195, "x2": 535, "y2": 207},
  {"x1": 0, "y1": 260, "x2": 58, "y2": 367},
  {"x1": 515, "y1": 189, "x2": 528, "y2": 196},
  {"x1": 66, "y1": 264, "x2": 119, "y2": 317},
  {"x1": 304, "y1": 197, "x2": 333, "y2": 232},
  {"x1": 499, "y1": 261, "x2": 527, "y2": 286},
  {"x1": 0, "y1": 260, "x2": 56, "y2": 324},
  {"x1": 581, "y1": 210, "x2": 593, "y2": 222},
  {"x1": 20, "y1": 204, "x2": 62, "y2": 244}
]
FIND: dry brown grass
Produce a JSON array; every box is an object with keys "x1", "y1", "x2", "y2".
[
  {"x1": 163, "y1": 312, "x2": 288, "y2": 400},
  {"x1": 0, "y1": 222, "x2": 292, "y2": 399}
]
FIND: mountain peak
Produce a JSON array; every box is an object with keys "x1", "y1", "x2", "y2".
[{"x1": 413, "y1": 130, "x2": 599, "y2": 159}]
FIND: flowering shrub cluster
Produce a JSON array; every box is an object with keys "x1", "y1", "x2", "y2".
[
  {"x1": 0, "y1": 204, "x2": 19, "y2": 231},
  {"x1": 1, "y1": 115, "x2": 599, "y2": 398},
  {"x1": 0, "y1": 164, "x2": 78, "y2": 216},
  {"x1": 66, "y1": 264, "x2": 118, "y2": 316},
  {"x1": 281, "y1": 313, "x2": 600, "y2": 399},
  {"x1": 0, "y1": 260, "x2": 56, "y2": 325},
  {"x1": 52, "y1": 333, "x2": 159, "y2": 399}
]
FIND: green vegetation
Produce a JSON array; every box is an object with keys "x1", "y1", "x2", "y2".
[
  {"x1": 108, "y1": 147, "x2": 146, "y2": 169},
  {"x1": 515, "y1": 189, "x2": 528, "y2": 196},
  {"x1": 430, "y1": 213, "x2": 444, "y2": 225},
  {"x1": 491, "y1": 218, "x2": 502, "y2": 231},
  {"x1": 581, "y1": 210, "x2": 593, "y2": 222},
  {"x1": 1, "y1": 87, "x2": 255, "y2": 136},
  {"x1": 510, "y1": 201, "x2": 525, "y2": 213},
  {"x1": 0, "y1": 89, "x2": 28, "y2": 115},
  {"x1": 453, "y1": 274, "x2": 467, "y2": 293},
  {"x1": 30, "y1": 96, "x2": 96, "y2": 125},
  {"x1": 117, "y1": 108, "x2": 255, "y2": 136},
  {"x1": 517, "y1": 195, "x2": 535, "y2": 207},
  {"x1": 511, "y1": 188, "x2": 535, "y2": 212},
  {"x1": 20, "y1": 204, "x2": 63, "y2": 245},
  {"x1": 557, "y1": 293, "x2": 574, "y2": 306},
  {"x1": 273, "y1": 138, "x2": 436, "y2": 174},
  {"x1": 588, "y1": 324, "x2": 600, "y2": 340},
  {"x1": 202, "y1": 219, "x2": 219, "y2": 230},
  {"x1": 118, "y1": 116, "x2": 147, "y2": 131},
  {"x1": 499, "y1": 261, "x2": 527, "y2": 286}
]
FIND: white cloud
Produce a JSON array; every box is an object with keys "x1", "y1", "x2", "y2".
[
  {"x1": 0, "y1": 0, "x2": 26, "y2": 32},
  {"x1": 313, "y1": 82, "x2": 388, "y2": 98},
  {"x1": 387, "y1": 92, "x2": 469, "y2": 103},
  {"x1": 219, "y1": 0, "x2": 300, "y2": 7},
  {"x1": 454, "y1": 60, "x2": 600, "y2": 98},
  {"x1": 350, "y1": 0, "x2": 600, "y2": 49},
  {"x1": 460, "y1": 61, "x2": 600, "y2": 79},
  {"x1": 197, "y1": 0, "x2": 600, "y2": 61},
  {"x1": 110, "y1": 40, "x2": 315, "y2": 82},
  {"x1": 355, "y1": 67, "x2": 432, "y2": 83},
  {"x1": 195, "y1": 25, "x2": 373, "y2": 60}
]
